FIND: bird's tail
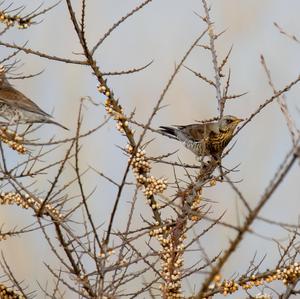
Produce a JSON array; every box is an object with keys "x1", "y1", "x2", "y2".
[
  {"x1": 159, "y1": 126, "x2": 179, "y2": 140},
  {"x1": 46, "y1": 119, "x2": 69, "y2": 130}
]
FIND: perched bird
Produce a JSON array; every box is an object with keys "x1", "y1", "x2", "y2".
[
  {"x1": 159, "y1": 115, "x2": 243, "y2": 160},
  {"x1": 0, "y1": 71, "x2": 68, "y2": 130}
]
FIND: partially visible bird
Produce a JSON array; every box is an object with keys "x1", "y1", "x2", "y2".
[
  {"x1": 0, "y1": 70, "x2": 68, "y2": 130},
  {"x1": 159, "y1": 115, "x2": 243, "y2": 160}
]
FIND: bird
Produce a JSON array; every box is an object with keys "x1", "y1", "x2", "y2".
[
  {"x1": 0, "y1": 71, "x2": 68, "y2": 130},
  {"x1": 159, "y1": 115, "x2": 243, "y2": 160}
]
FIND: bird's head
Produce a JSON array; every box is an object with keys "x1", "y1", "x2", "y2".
[{"x1": 219, "y1": 115, "x2": 243, "y2": 132}]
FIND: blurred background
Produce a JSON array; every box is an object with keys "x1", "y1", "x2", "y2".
[{"x1": 1, "y1": 0, "x2": 300, "y2": 298}]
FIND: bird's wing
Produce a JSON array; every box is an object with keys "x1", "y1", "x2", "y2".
[
  {"x1": 0, "y1": 86, "x2": 51, "y2": 117},
  {"x1": 176, "y1": 124, "x2": 206, "y2": 142}
]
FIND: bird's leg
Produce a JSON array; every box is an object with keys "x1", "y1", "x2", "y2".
[
  {"x1": 209, "y1": 154, "x2": 224, "y2": 181},
  {"x1": 198, "y1": 156, "x2": 214, "y2": 175},
  {"x1": 214, "y1": 156, "x2": 224, "y2": 181},
  {"x1": 218, "y1": 164, "x2": 225, "y2": 181},
  {"x1": 197, "y1": 157, "x2": 207, "y2": 173}
]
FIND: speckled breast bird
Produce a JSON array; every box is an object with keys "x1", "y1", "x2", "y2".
[
  {"x1": 0, "y1": 72, "x2": 68, "y2": 130},
  {"x1": 159, "y1": 115, "x2": 243, "y2": 160}
]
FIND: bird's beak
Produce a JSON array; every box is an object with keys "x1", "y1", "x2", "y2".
[{"x1": 235, "y1": 118, "x2": 243, "y2": 123}]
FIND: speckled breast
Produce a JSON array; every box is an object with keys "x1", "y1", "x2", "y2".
[{"x1": 208, "y1": 131, "x2": 232, "y2": 156}]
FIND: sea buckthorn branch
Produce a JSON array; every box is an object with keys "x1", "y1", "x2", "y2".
[
  {"x1": 0, "y1": 2, "x2": 59, "y2": 29},
  {"x1": 64, "y1": 5, "x2": 167, "y2": 266},
  {"x1": 145, "y1": 34, "x2": 225, "y2": 294},
  {"x1": 0, "y1": 224, "x2": 39, "y2": 242},
  {"x1": 64, "y1": 4, "x2": 211, "y2": 297},
  {"x1": 201, "y1": 0, "x2": 223, "y2": 117},
  {"x1": 0, "y1": 9, "x2": 32, "y2": 29},
  {"x1": 103, "y1": 33, "x2": 210, "y2": 262},
  {"x1": 158, "y1": 157, "x2": 238, "y2": 298},
  {"x1": 125, "y1": 144, "x2": 167, "y2": 224},
  {"x1": 195, "y1": 1, "x2": 246, "y2": 119},
  {"x1": 196, "y1": 261, "x2": 300, "y2": 298},
  {"x1": 154, "y1": 161, "x2": 219, "y2": 298},
  {"x1": 196, "y1": 145, "x2": 300, "y2": 298},
  {"x1": 179, "y1": 159, "x2": 219, "y2": 221},
  {"x1": 235, "y1": 75, "x2": 300, "y2": 137},
  {"x1": 0, "y1": 191, "x2": 63, "y2": 221},
  {"x1": 102, "y1": 95, "x2": 135, "y2": 144},
  {"x1": 101, "y1": 82, "x2": 166, "y2": 239},
  {"x1": 0, "y1": 127, "x2": 27, "y2": 154},
  {"x1": 149, "y1": 218, "x2": 186, "y2": 298},
  {"x1": 260, "y1": 54, "x2": 299, "y2": 144},
  {"x1": 274, "y1": 22, "x2": 300, "y2": 44},
  {"x1": 144, "y1": 161, "x2": 220, "y2": 298}
]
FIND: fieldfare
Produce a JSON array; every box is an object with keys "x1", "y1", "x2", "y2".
[
  {"x1": 0, "y1": 70, "x2": 68, "y2": 130},
  {"x1": 160, "y1": 115, "x2": 242, "y2": 160}
]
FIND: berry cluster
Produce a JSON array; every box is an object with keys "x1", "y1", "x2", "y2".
[
  {"x1": 0, "y1": 127, "x2": 27, "y2": 154},
  {"x1": 274, "y1": 262, "x2": 300, "y2": 284},
  {"x1": 241, "y1": 262, "x2": 300, "y2": 290},
  {"x1": 204, "y1": 262, "x2": 300, "y2": 297},
  {"x1": 160, "y1": 233, "x2": 185, "y2": 298},
  {"x1": 150, "y1": 222, "x2": 185, "y2": 298},
  {"x1": 0, "y1": 192, "x2": 30, "y2": 209},
  {"x1": 104, "y1": 98, "x2": 133, "y2": 134},
  {"x1": 126, "y1": 145, "x2": 167, "y2": 198},
  {"x1": 143, "y1": 176, "x2": 168, "y2": 197},
  {"x1": 126, "y1": 145, "x2": 151, "y2": 177},
  {"x1": 189, "y1": 190, "x2": 202, "y2": 222},
  {"x1": 149, "y1": 222, "x2": 171, "y2": 238},
  {"x1": 241, "y1": 274, "x2": 266, "y2": 290},
  {"x1": 98, "y1": 84, "x2": 111, "y2": 98},
  {"x1": 0, "y1": 284, "x2": 24, "y2": 299},
  {"x1": 220, "y1": 279, "x2": 239, "y2": 295},
  {"x1": 98, "y1": 84, "x2": 132, "y2": 136},
  {"x1": 0, "y1": 11, "x2": 31, "y2": 29},
  {"x1": 104, "y1": 98, "x2": 130, "y2": 134},
  {"x1": 0, "y1": 192, "x2": 63, "y2": 220}
]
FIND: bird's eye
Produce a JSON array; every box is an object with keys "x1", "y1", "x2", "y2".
[{"x1": 226, "y1": 119, "x2": 233, "y2": 124}]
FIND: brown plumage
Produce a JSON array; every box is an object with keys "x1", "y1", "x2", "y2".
[
  {"x1": 0, "y1": 71, "x2": 68, "y2": 130},
  {"x1": 159, "y1": 115, "x2": 242, "y2": 159}
]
